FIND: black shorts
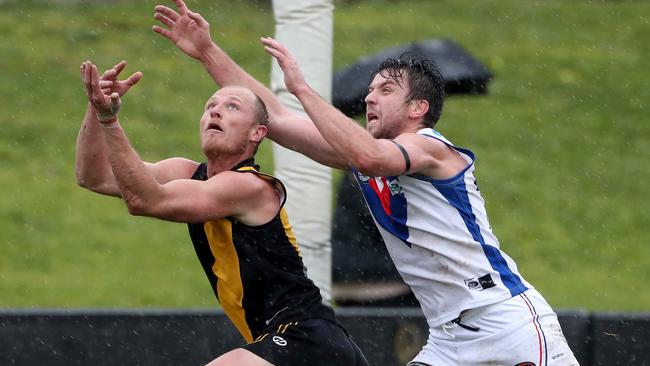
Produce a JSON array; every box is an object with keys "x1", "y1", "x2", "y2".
[{"x1": 245, "y1": 318, "x2": 368, "y2": 366}]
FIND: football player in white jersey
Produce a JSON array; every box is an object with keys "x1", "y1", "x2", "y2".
[{"x1": 152, "y1": 2, "x2": 578, "y2": 364}]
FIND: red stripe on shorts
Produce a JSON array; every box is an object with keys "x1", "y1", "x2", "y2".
[{"x1": 520, "y1": 294, "x2": 543, "y2": 366}]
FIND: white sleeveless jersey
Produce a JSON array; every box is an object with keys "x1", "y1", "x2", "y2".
[{"x1": 351, "y1": 128, "x2": 531, "y2": 328}]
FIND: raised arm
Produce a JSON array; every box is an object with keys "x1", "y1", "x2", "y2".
[
  {"x1": 152, "y1": 0, "x2": 347, "y2": 169},
  {"x1": 81, "y1": 61, "x2": 277, "y2": 224},
  {"x1": 152, "y1": 0, "x2": 291, "y2": 122},
  {"x1": 262, "y1": 38, "x2": 410, "y2": 176},
  {"x1": 100, "y1": 123, "x2": 274, "y2": 223},
  {"x1": 76, "y1": 61, "x2": 142, "y2": 196},
  {"x1": 76, "y1": 61, "x2": 198, "y2": 197},
  {"x1": 263, "y1": 38, "x2": 468, "y2": 178}
]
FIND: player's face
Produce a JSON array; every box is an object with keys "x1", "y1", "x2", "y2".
[
  {"x1": 199, "y1": 87, "x2": 260, "y2": 156},
  {"x1": 364, "y1": 73, "x2": 411, "y2": 139}
]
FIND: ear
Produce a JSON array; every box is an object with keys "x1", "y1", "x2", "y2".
[
  {"x1": 408, "y1": 100, "x2": 429, "y2": 120},
  {"x1": 250, "y1": 124, "x2": 268, "y2": 144}
]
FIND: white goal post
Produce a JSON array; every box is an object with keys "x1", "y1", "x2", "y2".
[{"x1": 271, "y1": 0, "x2": 334, "y2": 303}]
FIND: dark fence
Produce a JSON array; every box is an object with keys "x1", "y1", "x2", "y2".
[{"x1": 1, "y1": 308, "x2": 648, "y2": 365}]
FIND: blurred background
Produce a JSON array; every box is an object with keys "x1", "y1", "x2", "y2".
[{"x1": 1, "y1": 0, "x2": 649, "y2": 314}]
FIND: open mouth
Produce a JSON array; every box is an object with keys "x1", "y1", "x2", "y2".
[
  {"x1": 367, "y1": 112, "x2": 379, "y2": 123},
  {"x1": 206, "y1": 122, "x2": 223, "y2": 132}
]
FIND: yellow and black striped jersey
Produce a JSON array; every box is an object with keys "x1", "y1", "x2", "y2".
[{"x1": 187, "y1": 159, "x2": 334, "y2": 343}]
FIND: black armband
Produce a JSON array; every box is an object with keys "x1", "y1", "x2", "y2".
[{"x1": 390, "y1": 140, "x2": 411, "y2": 175}]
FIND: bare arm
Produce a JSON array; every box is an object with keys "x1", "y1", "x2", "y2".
[
  {"x1": 100, "y1": 122, "x2": 256, "y2": 223},
  {"x1": 81, "y1": 60, "x2": 271, "y2": 224},
  {"x1": 263, "y1": 38, "x2": 471, "y2": 178},
  {"x1": 152, "y1": 0, "x2": 291, "y2": 123},
  {"x1": 275, "y1": 82, "x2": 410, "y2": 176},
  {"x1": 76, "y1": 61, "x2": 197, "y2": 197},
  {"x1": 262, "y1": 38, "x2": 417, "y2": 176},
  {"x1": 152, "y1": 0, "x2": 347, "y2": 169},
  {"x1": 76, "y1": 103, "x2": 118, "y2": 195},
  {"x1": 103, "y1": 126, "x2": 278, "y2": 224},
  {"x1": 76, "y1": 61, "x2": 142, "y2": 196}
]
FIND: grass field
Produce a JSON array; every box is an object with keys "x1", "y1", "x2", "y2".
[{"x1": 1, "y1": 0, "x2": 649, "y2": 311}]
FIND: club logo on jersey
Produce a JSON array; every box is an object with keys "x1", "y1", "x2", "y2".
[
  {"x1": 464, "y1": 274, "x2": 496, "y2": 291},
  {"x1": 357, "y1": 172, "x2": 370, "y2": 182},
  {"x1": 387, "y1": 179, "x2": 403, "y2": 196},
  {"x1": 272, "y1": 335, "x2": 287, "y2": 346}
]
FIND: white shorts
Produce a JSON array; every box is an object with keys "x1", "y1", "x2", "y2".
[{"x1": 409, "y1": 289, "x2": 579, "y2": 366}]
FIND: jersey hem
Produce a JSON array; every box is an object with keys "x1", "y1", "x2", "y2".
[{"x1": 425, "y1": 287, "x2": 531, "y2": 328}]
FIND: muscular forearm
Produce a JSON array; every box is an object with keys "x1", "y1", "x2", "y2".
[
  {"x1": 101, "y1": 121, "x2": 164, "y2": 215},
  {"x1": 199, "y1": 44, "x2": 288, "y2": 119},
  {"x1": 293, "y1": 86, "x2": 382, "y2": 172},
  {"x1": 266, "y1": 114, "x2": 348, "y2": 169},
  {"x1": 198, "y1": 44, "x2": 349, "y2": 166},
  {"x1": 75, "y1": 103, "x2": 120, "y2": 196}
]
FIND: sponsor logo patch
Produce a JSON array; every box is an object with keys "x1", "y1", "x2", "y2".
[
  {"x1": 387, "y1": 179, "x2": 403, "y2": 195},
  {"x1": 272, "y1": 335, "x2": 287, "y2": 347},
  {"x1": 464, "y1": 274, "x2": 496, "y2": 291}
]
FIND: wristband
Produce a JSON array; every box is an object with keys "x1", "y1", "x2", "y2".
[
  {"x1": 100, "y1": 120, "x2": 120, "y2": 129},
  {"x1": 96, "y1": 94, "x2": 121, "y2": 122},
  {"x1": 96, "y1": 111, "x2": 118, "y2": 122}
]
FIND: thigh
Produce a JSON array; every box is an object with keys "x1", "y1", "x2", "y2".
[
  {"x1": 206, "y1": 348, "x2": 273, "y2": 366},
  {"x1": 408, "y1": 328, "x2": 458, "y2": 366},
  {"x1": 516, "y1": 290, "x2": 579, "y2": 366},
  {"x1": 245, "y1": 318, "x2": 368, "y2": 366},
  {"x1": 458, "y1": 289, "x2": 579, "y2": 365},
  {"x1": 465, "y1": 312, "x2": 578, "y2": 366}
]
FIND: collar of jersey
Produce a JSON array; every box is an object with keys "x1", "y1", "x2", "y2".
[{"x1": 230, "y1": 157, "x2": 259, "y2": 172}]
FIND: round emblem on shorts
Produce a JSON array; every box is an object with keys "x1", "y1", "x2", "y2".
[{"x1": 272, "y1": 335, "x2": 287, "y2": 346}]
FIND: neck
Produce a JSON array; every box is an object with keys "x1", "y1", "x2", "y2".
[
  {"x1": 403, "y1": 119, "x2": 428, "y2": 134},
  {"x1": 205, "y1": 153, "x2": 254, "y2": 178}
]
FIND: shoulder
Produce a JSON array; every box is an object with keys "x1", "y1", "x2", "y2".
[
  {"x1": 155, "y1": 157, "x2": 200, "y2": 168},
  {"x1": 394, "y1": 132, "x2": 468, "y2": 178},
  {"x1": 146, "y1": 157, "x2": 201, "y2": 183},
  {"x1": 208, "y1": 170, "x2": 283, "y2": 225},
  {"x1": 209, "y1": 170, "x2": 277, "y2": 196},
  {"x1": 394, "y1": 132, "x2": 452, "y2": 160}
]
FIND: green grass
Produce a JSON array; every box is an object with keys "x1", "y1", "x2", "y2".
[{"x1": 1, "y1": 0, "x2": 648, "y2": 311}]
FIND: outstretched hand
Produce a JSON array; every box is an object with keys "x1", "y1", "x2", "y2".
[
  {"x1": 80, "y1": 61, "x2": 141, "y2": 123},
  {"x1": 152, "y1": 0, "x2": 212, "y2": 60},
  {"x1": 97, "y1": 60, "x2": 143, "y2": 98},
  {"x1": 261, "y1": 37, "x2": 307, "y2": 96}
]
